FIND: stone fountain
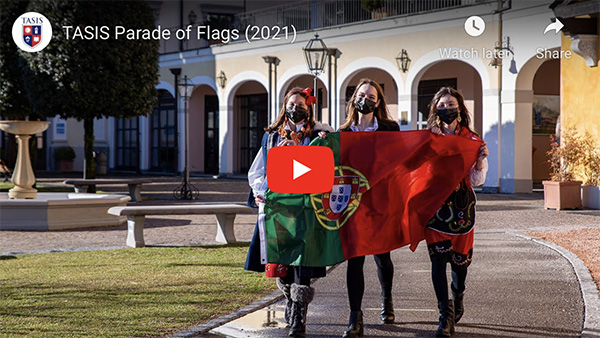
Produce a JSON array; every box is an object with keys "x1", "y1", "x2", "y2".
[
  {"x1": 0, "y1": 120, "x2": 129, "y2": 230},
  {"x1": 1, "y1": 120, "x2": 51, "y2": 198}
]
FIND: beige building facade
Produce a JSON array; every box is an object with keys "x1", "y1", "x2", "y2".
[
  {"x1": 142, "y1": 0, "x2": 565, "y2": 194},
  {"x1": 27, "y1": 0, "x2": 580, "y2": 195}
]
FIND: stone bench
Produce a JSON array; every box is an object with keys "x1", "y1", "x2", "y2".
[
  {"x1": 63, "y1": 179, "x2": 152, "y2": 202},
  {"x1": 107, "y1": 204, "x2": 255, "y2": 248}
]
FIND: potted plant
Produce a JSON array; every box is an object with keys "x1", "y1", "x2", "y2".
[
  {"x1": 543, "y1": 131, "x2": 582, "y2": 210},
  {"x1": 55, "y1": 146, "x2": 76, "y2": 172},
  {"x1": 361, "y1": 0, "x2": 387, "y2": 19},
  {"x1": 573, "y1": 131, "x2": 600, "y2": 209}
]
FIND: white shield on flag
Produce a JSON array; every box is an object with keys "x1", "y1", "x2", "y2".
[{"x1": 329, "y1": 184, "x2": 352, "y2": 214}]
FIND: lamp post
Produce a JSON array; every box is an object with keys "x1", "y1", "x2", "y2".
[
  {"x1": 303, "y1": 34, "x2": 328, "y2": 120},
  {"x1": 262, "y1": 56, "x2": 280, "y2": 124},
  {"x1": 174, "y1": 75, "x2": 199, "y2": 200}
]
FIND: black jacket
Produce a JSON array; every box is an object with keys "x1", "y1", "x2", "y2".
[{"x1": 338, "y1": 119, "x2": 400, "y2": 132}]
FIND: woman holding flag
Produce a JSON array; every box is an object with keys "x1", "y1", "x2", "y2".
[
  {"x1": 338, "y1": 79, "x2": 400, "y2": 338},
  {"x1": 245, "y1": 87, "x2": 333, "y2": 337},
  {"x1": 426, "y1": 87, "x2": 488, "y2": 337}
]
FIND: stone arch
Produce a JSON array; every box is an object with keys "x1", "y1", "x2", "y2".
[{"x1": 337, "y1": 57, "x2": 403, "y2": 129}]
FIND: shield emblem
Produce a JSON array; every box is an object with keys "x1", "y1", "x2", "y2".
[
  {"x1": 329, "y1": 184, "x2": 351, "y2": 213},
  {"x1": 23, "y1": 25, "x2": 42, "y2": 48},
  {"x1": 310, "y1": 165, "x2": 371, "y2": 230},
  {"x1": 321, "y1": 175, "x2": 361, "y2": 221}
]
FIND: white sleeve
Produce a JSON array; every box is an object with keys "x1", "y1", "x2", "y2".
[
  {"x1": 248, "y1": 149, "x2": 268, "y2": 198},
  {"x1": 314, "y1": 122, "x2": 335, "y2": 133},
  {"x1": 469, "y1": 157, "x2": 488, "y2": 187}
]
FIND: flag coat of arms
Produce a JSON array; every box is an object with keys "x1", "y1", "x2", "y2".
[
  {"x1": 263, "y1": 130, "x2": 481, "y2": 267},
  {"x1": 23, "y1": 25, "x2": 42, "y2": 48}
]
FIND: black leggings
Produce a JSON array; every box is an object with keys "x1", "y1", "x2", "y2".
[
  {"x1": 431, "y1": 254, "x2": 468, "y2": 303},
  {"x1": 347, "y1": 252, "x2": 394, "y2": 311},
  {"x1": 281, "y1": 267, "x2": 311, "y2": 286}
]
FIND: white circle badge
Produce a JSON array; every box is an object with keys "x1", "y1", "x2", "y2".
[
  {"x1": 12, "y1": 12, "x2": 53, "y2": 52},
  {"x1": 464, "y1": 16, "x2": 485, "y2": 37}
]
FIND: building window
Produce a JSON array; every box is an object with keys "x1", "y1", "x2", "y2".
[
  {"x1": 238, "y1": 94, "x2": 267, "y2": 173},
  {"x1": 150, "y1": 90, "x2": 178, "y2": 173},
  {"x1": 417, "y1": 78, "x2": 457, "y2": 130},
  {"x1": 115, "y1": 117, "x2": 139, "y2": 171},
  {"x1": 204, "y1": 95, "x2": 219, "y2": 174}
]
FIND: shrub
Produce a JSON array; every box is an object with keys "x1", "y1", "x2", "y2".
[
  {"x1": 54, "y1": 146, "x2": 76, "y2": 161},
  {"x1": 547, "y1": 129, "x2": 600, "y2": 185},
  {"x1": 361, "y1": 0, "x2": 384, "y2": 11}
]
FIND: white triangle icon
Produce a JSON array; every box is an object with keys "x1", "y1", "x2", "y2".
[{"x1": 293, "y1": 160, "x2": 311, "y2": 180}]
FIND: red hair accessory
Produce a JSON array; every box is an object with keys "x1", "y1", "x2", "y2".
[{"x1": 300, "y1": 88, "x2": 317, "y2": 105}]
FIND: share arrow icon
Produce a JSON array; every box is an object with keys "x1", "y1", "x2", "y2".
[{"x1": 544, "y1": 19, "x2": 564, "y2": 34}]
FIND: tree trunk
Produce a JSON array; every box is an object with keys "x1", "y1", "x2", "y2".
[{"x1": 83, "y1": 117, "x2": 96, "y2": 193}]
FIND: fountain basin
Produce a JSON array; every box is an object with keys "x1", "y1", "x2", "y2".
[
  {"x1": 0, "y1": 193, "x2": 130, "y2": 230},
  {"x1": 0, "y1": 120, "x2": 51, "y2": 134}
]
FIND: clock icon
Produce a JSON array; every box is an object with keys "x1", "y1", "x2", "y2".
[{"x1": 465, "y1": 16, "x2": 485, "y2": 37}]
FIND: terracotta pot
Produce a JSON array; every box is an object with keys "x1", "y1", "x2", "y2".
[
  {"x1": 542, "y1": 180, "x2": 582, "y2": 210},
  {"x1": 59, "y1": 160, "x2": 73, "y2": 172}
]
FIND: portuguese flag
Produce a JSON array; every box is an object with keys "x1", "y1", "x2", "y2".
[{"x1": 263, "y1": 130, "x2": 482, "y2": 267}]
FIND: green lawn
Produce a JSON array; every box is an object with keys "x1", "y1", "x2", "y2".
[
  {"x1": 0, "y1": 182, "x2": 72, "y2": 193},
  {"x1": 0, "y1": 245, "x2": 276, "y2": 338}
]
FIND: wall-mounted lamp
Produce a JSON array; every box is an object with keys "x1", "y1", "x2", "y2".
[
  {"x1": 490, "y1": 36, "x2": 514, "y2": 69},
  {"x1": 216, "y1": 70, "x2": 227, "y2": 89},
  {"x1": 396, "y1": 49, "x2": 411, "y2": 73},
  {"x1": 188, "y1": 11, "x2": 197, "y2": 25}
]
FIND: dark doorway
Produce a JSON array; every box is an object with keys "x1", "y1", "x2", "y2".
[
  {"x1": 417, "y1": 78, "x2": 457, "y2": 130},
  {"x1": 115, "y1": 117, "x2": 140, "y2": 171},
  {"x1": 150, "y1": 90, "x2": 178, "y2": 173},
  {"x1": 238, "y1": 93, "x2": 267, "y2": 173},
  {"x1": 204, "y1": 95, "x2": 219, "y2": 175}
]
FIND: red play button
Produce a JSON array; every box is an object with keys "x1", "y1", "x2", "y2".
[{"x1": 267, "y1": 146, "x2": 334, "y2": 194}]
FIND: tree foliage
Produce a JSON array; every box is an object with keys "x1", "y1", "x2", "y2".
[
  {"x1": 0, "y1": 0, "x2": 34, "y2": 119},
  {"x1": 22, "y1": 0, "x2": 159, "y2": 120}
]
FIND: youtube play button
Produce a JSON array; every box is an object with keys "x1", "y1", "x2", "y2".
[{"x1": 267, "y1": 146, "x2": 334, "y2": 193}]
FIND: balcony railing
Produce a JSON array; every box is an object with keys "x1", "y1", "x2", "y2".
[
  {"x1": 161, "y1": 0, "x2": 494, "y2": 54},
  {"x1": 236, "y1": 0, "x2": 490, "y2": 32}
]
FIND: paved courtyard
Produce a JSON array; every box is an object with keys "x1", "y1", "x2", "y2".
[{"x1": 2, "y1": 175, "x2": 600, "y2": 338}]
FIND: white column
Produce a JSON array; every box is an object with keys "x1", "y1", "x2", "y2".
[
  {"x1": 481, "y1": 89, "x2": 500, "y2": 192},
  {"x1": 501, "y1": 89, "x2": 534, "y2": 193},
  {"x1": 218, "y1": 102, "x2": 233, "y2": 175},
  {"x1": 398, "y1": 93, "x2": 412, "y2": 131},
  {"x1": 139, "y1": 115, "x2": 150, "y2": 171},
  {"x1": 177, "y1": 96, "x2": 185, "y2": 175}
]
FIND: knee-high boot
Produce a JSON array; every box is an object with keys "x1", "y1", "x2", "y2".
[
  {"x1": 436, "y1": 300, "x2": 455, "y2": 337},
  {"x1": 375, "y1": 253, "x2": 394, "y2": 324},
  {"x1": 342, "y1": 310, "x2": 363, "y2": 338},
  {"x1": 276, "y1": 278, "x2": 293, "y2": 325},
  {"x1": 451, "y1": 285, "x2": 464, "y2": 323},
  {"x1": 289, "y1": 284, "x2": 315, "y2": 337},
  {"x1": 380, "y1": 289, "x2": 394, "y2": 324}
]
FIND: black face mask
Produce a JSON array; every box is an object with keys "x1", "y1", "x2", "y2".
[
  {"x1": 355, "y1": 97, "x2": 377, "y2": 115},
  {"x1": 436, "y1": 108, "x2": 459, "y2": 124},
  {"x1": 285, "y1": 105, "x2": 308, "y2": 123}
]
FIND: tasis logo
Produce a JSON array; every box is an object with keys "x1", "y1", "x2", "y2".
[{"x1": 12, "y1": 12, "x2": 53, "y2": 52}]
